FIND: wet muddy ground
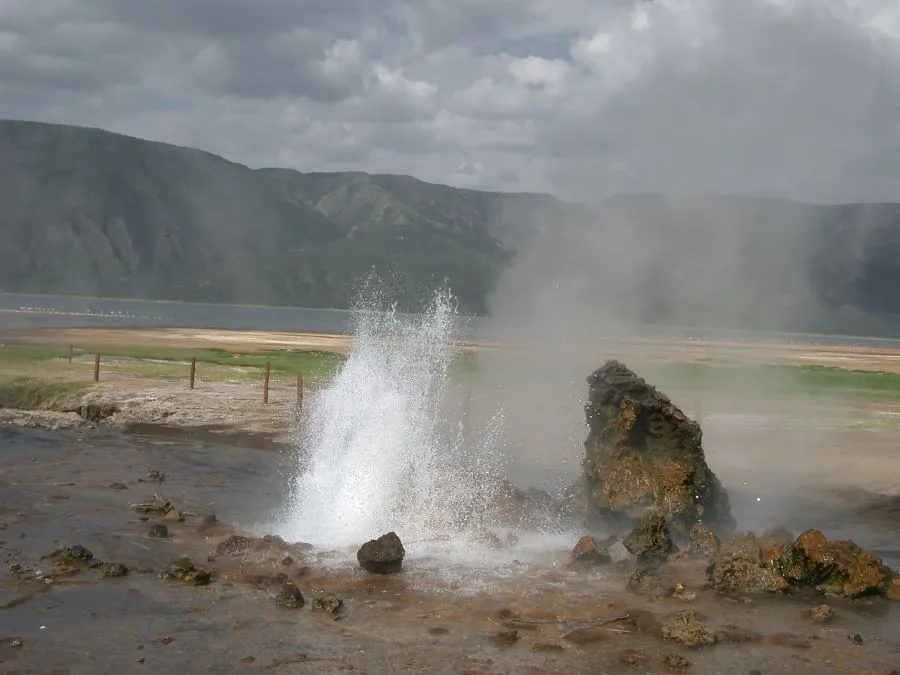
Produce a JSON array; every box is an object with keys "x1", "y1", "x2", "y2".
[{"x1": 1, "y1": 424, "x2": 899, "y2": 674}]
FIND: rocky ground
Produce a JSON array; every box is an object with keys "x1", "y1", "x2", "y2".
[
  {"x1": 2, "y1": 332, "x2": 900, "y2": 673},
  {"x1": 1, "y1": 426, "x2": 899, "y2": 675}
]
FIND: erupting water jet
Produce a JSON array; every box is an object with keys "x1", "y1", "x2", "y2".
[{"x1": 278, "y1": 284, "x2": 514, "y2": 554}]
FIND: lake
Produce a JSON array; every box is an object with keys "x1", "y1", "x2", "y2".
[{"x1": 2, "y1": 291, "x2": 900, "y2": 349}]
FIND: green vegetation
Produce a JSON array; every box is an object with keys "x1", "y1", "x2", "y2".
[
  {"x1": 641, "y1": 362, "x2": 900, "y2": 402},
  {"x1": 3, "y1": 342, "x2": 900, "y2": 403},
  {"x1": 0, "y1": 344, "x2": 347, "y2": 383},
  {"x1": 0, "y1": 377, "x2": 88, "y2": 409}
]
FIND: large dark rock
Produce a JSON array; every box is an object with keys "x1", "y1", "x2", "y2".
[
  {"x1": 582, "y1": 361, "x2": 735, "y2": 539},
  {"x1": 357, "y1": 532, "x2": 405, "y2": 574}
]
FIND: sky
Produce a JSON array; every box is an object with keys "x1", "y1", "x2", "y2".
[{"x1": 2, "y1": 0, "x2": 900, "y2": 202}]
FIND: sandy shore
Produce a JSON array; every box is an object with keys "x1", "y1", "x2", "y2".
[{"x1": 11, "y1": 324, "x2": 900, "y2": 371}]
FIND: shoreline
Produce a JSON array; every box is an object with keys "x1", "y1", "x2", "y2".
[
  {"x1": 5, "y1": 325, "x2": 900, "y2": 440},
  {"x1": 9, "y1": 324, "x2": 900, "y2": 371}
]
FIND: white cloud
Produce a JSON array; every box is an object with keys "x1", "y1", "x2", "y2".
[{"x1": 2, "y1": 0, "x2": 900, "y2": 201}]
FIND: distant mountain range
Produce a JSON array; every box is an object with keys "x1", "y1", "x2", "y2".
[{"x1": 3, "y1": 118, "x2": 900, "y2": 335}]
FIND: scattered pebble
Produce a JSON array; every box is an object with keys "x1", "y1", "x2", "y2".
[
  {"x1": 100, "y1": 562, "x2": 129, "y2": 578},
  {"x1": 809, "y1": 604, "x2": 834, "y2": 623},
  {"x1": 311, "y1": 590, "x2": 343, "y2": 616}
]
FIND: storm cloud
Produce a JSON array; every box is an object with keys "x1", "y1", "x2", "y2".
[{"x1": 2, "y1": 0, "x2": 900, "y2": 201}]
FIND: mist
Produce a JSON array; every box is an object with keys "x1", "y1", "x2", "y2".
[{"x1": 468, "y1": 194, "x2": 872, "y2": 529}]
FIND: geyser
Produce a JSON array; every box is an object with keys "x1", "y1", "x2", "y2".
[{"x1": 279, "y1": 284, "x2": 509, "y2": 551}]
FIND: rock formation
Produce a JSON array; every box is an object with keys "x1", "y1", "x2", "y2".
[{"x1": 582, "y1": 360, "x2": 735, "y2": 539}]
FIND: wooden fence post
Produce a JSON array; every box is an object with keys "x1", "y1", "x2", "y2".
[
  {"x1": 68, "y1": 344, "x2": 73, "y2": 364},
  {"x1": 189, "y1": 357, "x2": 196, "y2": 390},
  {"x1": 263, "y1": 361, "x2": 271, "y2": 404},
  {"x1": 94, "y1": 353, "x2": 100, "y2": 383}
]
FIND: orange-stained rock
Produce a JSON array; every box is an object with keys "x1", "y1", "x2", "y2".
[{"x1": 776, "y1": 529, "x2": 892, "y2": 599}]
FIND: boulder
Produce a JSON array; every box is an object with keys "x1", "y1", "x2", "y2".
[
  {"x1": 582, "y1": 361, "x2": 735, "y2": 539},
  {"x1": 776, "y1": 529, "x2": 893, "y2": 599},
  {"x1": 708, "y1": 533, "x2": 789, "y2": 595},
  {"x1": 357, "y1": 532, "x2": 405, "y2": 574},
  {"x1": 623, "y1": 514, "x2": 675, "y2": 561},
  {"x1": 570, "y1": 535, "x2": 612, "y2": 566}
]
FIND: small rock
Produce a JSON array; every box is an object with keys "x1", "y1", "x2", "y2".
[
  {"x1": 130, "y1": 495, "x2": 175, "y2": 516},
  {"x1": 109, "y1": 482, "x2": 128, "y2": 490},
  {"x1": 8, "y1": 563, "x2": 23, "y2": 577},
  {"x1": 281, "y1": 555, "x2": 294, "y2": 566},
  {"x1": 809, "y1": 604, "x2": 834, "y2": 623},
  {"x1": 672, "y1": 582, "x2": 697, "y2": 602},
  {"x1": 62, "y1": 544, "x2": 93, "y2": 562},
  {"x1": 623, "y1": 514, "x2": 675, "y2": 561},
  {"x1": 275, "y1": 584, "x2": 305, "y2": 609},
  {"x1": 163, "y1": 557, "x2": 210, "y2": 585},
  {"x1": 627, "y1": 566, "x2": 675, "y2": 599},
  {"x1": 848, "y1": 632, "x2": 864, "y2": 645},
  {"x1": 357, "y1": 532, "x2": 405, "y2": 574},
  {"x1": 100, "y1": 562, "x2": 129, "y2": 578},
  {"x1": 663, "y1": 653, "x2": 691, "y2": 670},
  {"x1": 137, "y1": 657, "x2": 145, "y2": 664},
  {"x1": 9, "y1": 639, "x2": 23, "y2": 648},
  {"x1": 689, "y1": 522, "x2": 720, "y2": 558},
  {"x1": 149, "y1": 524, "x2": 169, "y2": 538},
  {"x1": 661, "y1": 610, "x2": 717, "y2": 648},
  {"x1": 311, "y1": 590, "x2": 343, "y2": 616},
  {"x1": 183, "y1": 568, "x2": 211, "y2": 586},
  {"x1": 749, "y1": 670, "x2": 763, "y2": 675},
  {"x1": 571, "y1": 535, "x2": 611, "y2": 565}
]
